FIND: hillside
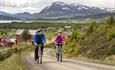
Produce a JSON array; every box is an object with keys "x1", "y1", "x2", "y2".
[
  {"x1": 63, "y1": 16, "x2": 115, "y2": 64},
  {"x1": 37, "y1": 1, "x2": 112, "y2": 19},
  {"x1": 0, "y1": 14, "x2": 19, "y2": 20},
  {"x1": 72, "y1": 13, "x2": 115, "y2": 19}
]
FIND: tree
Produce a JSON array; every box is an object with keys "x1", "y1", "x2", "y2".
[
  {"x1": 0, "y1": 29, "x2": 8, "y2": 37},
  {"x1": 21, "y1": 29, "x2": 32, "y2": 41},
  {"x1": 86, "y1": 21, "x2": 96, "y2": 34},
  {"x1": 70, "y1": 23, "x2": 78, "y2": 42},
  {"x1": 106, "y1": 16, "x2": 115, "y2": 25}
]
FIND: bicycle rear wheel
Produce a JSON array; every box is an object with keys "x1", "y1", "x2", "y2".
[
  {"x1": 38, "y1": 46, "x2": 43, "y2": 64},
  {"x1": 39, "y1": 54, "x2": 42, "y2": 64},
  {"x1": 56, "y1": 45, "x2": 62, "y2": 62},
  {"x1": 56, "y1": 53, "x2": 59, "y2": 62}
]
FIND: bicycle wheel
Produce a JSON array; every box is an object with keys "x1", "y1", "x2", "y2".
[
  {"x1": 58, "y1": 51, "x2": 62, "y2": 62},
  {"x1": 60, "y1": 53, "x2": 62, "y2": 62},
  {"x1": 59, "y1": 46, "x2": 62, "y2": 62},
  {"x1": 39, "y1": 55, "x2": 42, "y2": 64},
  {"x1": 38, "y1": 46, "x2": 42, "y2": 64},
  {"x1": 56, "y1": 53, "x2": 59, "y2": 62}
]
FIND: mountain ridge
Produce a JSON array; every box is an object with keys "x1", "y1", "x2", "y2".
[{"x1": 0, "y1": 1, "x2": 114, "y2": 20}]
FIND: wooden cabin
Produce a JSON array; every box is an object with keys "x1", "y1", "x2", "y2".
[
  {"x1": 63, "y1": 32, "x2": 72, "y2": 41},
  {"x1": 16, "y1": 30, "x2": 37, "y2": 45},
  {"x1": 0, "y1": 37, "x2": 16, "y2": 47}
]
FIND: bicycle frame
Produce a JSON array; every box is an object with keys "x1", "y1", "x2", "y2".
[{"x1": 56, "y1": 44, "x2": 62, "y2": 62}]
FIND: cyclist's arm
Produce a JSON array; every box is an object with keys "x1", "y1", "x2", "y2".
[
  {"x1": 34, "y1": 35, "x2": 37, "y2": 46},
  {"x1": 54, "y1": 36, "x2": 58, "y2": 44},
  {"x1": 62, "y1": 36, "x2": 65, "y2": 45},
  {"x1": 42, "y1": 35, "x2": 46, "y2": 45}
]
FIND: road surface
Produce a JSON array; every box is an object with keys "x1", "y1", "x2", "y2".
[{"x1": 22, "y1": 49, "x2": 115, "y2": 70}]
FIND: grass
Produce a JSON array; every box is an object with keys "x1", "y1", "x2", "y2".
[
  {"x1": 0, "y1": 54, "x2": 28, "y2": 70},
  {"x1": 50, "y1": 47, "x2": 115, "y2": 65},
  {"x1": 62, "y1": 17, "x2": 115, "y2": 65},
  {"x1": 0, "y1": 42, "x2": 34, "y2": 70}
]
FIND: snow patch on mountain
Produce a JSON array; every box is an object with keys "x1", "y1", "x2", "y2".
[
  {"x1": 53, "y1": 1, "x2": 66, "y2": 6},
  {"x1": 77, "y1": 6, "x2": 88, "y2": 10},
  {"x1": 62, "y1": 7, "x2": 70, "y2": 10}
]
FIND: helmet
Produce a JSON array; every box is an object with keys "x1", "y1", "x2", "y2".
[
  {"x1": 36, "y1": 28, "x2": 43, "y2": 33},
  {"x1": 57, "y1": 30, "x2": 63, "y2": 35},
  {"x1": 58, "y1": 30, "x2": 62, "y2": 33}
]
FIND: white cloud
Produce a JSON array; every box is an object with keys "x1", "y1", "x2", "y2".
[{"x1": 0, "y1": 0, "x2": 114, "y2": 13}]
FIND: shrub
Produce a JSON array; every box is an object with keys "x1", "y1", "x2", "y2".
[
  {"x1": 107, "y1": 27, "x2": 115, "y2": 41},
  {"x1": 96, "y1": 23, "x2": 108, "y2": 33},
  {"x1": 21, "y1": 29, "x2": 32, "y2": 41},
  {"x1": 0, "y1": 29, "x2": 8, "y2": 37},
  {"x1": 86, "y1": 22, "x2": 96, "y2": 35},
  {"x1": 106, "y1": 16, "x2": 115, "y2": 25}
]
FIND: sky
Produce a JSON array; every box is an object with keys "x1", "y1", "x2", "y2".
[{"x1": 0, "y1": 0, "x2": 115, "y2": 14}]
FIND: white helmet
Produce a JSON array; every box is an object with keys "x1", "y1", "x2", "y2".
[{"x1": 36, "y1": 28, "x2": 43, "y2": 33}]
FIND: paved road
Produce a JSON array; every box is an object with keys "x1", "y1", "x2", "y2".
[{"x1": 23, "y1": 49, "x2": 115, "y2": 70}]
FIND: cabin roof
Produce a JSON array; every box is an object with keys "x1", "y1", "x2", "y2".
[
  {"x1": 4, "y1": 38, "x2": 16, "y2": 42},
  {"x1": 16, "y1": 30, "x2": 37, "y2": 35},
  {"x1": 63, "y1": 31, "x2": 72, "y2": 36}
]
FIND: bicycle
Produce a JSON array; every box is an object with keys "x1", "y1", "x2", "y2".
[
  {"x1": 37, "y1": 44, "x2": 43, "y2": 64},
  {"x1": 56, "y1": 44, "x2": 62, "y2": 62}
]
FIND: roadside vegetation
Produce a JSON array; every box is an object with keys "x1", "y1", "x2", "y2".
[
  {"x1": 0, "y1": 28, "x2": 54, "y2": 70},
  {"x1": 0, "y1": 54, "x2": 27, "y2": 70},
  {"x1": 63, "y1": 16, "x2": 115, "y2": 65},
  {"x1": 0, "y1": 22, "x2": 89, "y2": 29},
  {"x1": 0, "y1": 41, "x2": 34, "y2": 70},
  {"x1": 0, "y1": 16, "x2": 115, "y2": 69}
]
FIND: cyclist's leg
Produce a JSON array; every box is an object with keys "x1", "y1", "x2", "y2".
[
  {"x1": 41, "y1": 45, "x2": 44, "y2": 55},
  {"x1": 58, "y1": 45, "x2": 61, "y2": 62},
  {"x1": 56, "y1": 44, "x2": 60, "y2": 61},
  {"x1": 60, "y1": 44, "x2": 62, "y2": 62},
  {"x1": 34, "y1": 46, "x2": 39, "y2": 61}
]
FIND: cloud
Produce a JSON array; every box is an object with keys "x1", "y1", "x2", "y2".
[
  {"x1": 0, "y1": 0, "x2": 16, "y2": 7},
  {"x1": 0, "y1": 0, "x2": 114, "y2": 13}
]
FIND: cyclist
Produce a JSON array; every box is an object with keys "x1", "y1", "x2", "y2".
[
  {"x1": 34, "y1": 29, "x2": 46, "y2": 63},
  {"x1": 54, "y1": 31, "x2": 65, "y2": 62}
]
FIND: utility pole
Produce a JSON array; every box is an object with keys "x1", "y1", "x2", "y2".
[
  {"x1": 113, "y1": 0, "x2": 115, "y2": 13},
  {"x1": 112, "y1": 0, "x2": 115, "y2": 16}
]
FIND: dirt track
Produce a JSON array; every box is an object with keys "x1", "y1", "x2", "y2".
[{"x1": 22, "y1": 49, "x2": 115, "y2": 70}]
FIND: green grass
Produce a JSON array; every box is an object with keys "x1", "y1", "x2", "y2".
[
  {"x1": 0, "y1": 42, "x2": 34, "y2": 70},
  {"x1": 63, "y1": 17, "x2": 115, "y2": 65},
  {"x1": 0, "y1": 54, "x2": 27, "y2": 70}
]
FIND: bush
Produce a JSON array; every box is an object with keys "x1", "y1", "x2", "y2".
[
  {"x1": 0, "y1": 43, "x2": 32, "y2": 61},
  {"x1": 106, "y1": 16, "x2": 115, "y2": 25},
  {"x1": 0, "y1": 29, "x2": 8, "y2": 37},
  {"x1": 86, "y1": 22, "x2": 96, "y2": 35},
  {"x1": 96, "y1": 23, "x2": 108, "y2": 33},
  {"x1": 0, "y1": 50, "x2": 12, "y2": 61},
  {"x1": 21, "y1": 29, "x2": 32, "y2": 41},
  {"x1": 0, "y1": 54, "x2": 27, "y2": 70},
  {"x1": 107, "y1": 27, "x2": 115, "y2": 41}
]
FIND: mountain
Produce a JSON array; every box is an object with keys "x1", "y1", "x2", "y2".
[
  {"x1": 0, "y1": 14, "x2": 19, "y2": 20},
  {"x1": 0, "y1": 11, "x2": 20, "y2": 20},
  {"x1": 12, "y1": 12, "x2": 32, "y2": 20},
  {"x1": 0, "y1": 1, "x2": 114, "y2": 20},
  {"x1": 38, "y1": 1, "x2": 112, "y2": 19},
  {"x1": 0, "y1": 11, "x2": 32, "y2": 20},
  {"x1": 0, "y1": 11, "x2": 11, "y2": 17}
]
